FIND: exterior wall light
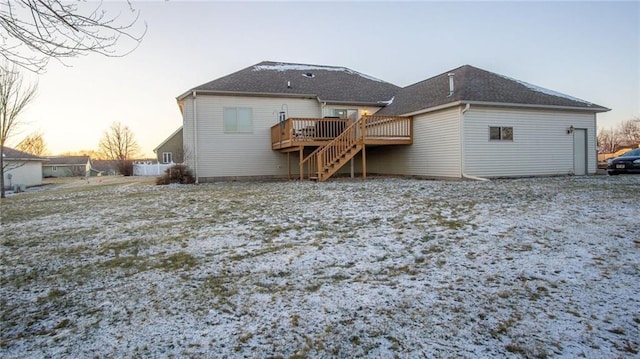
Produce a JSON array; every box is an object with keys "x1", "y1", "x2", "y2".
[{"x1": 567, "y1": 125, "x2": 574, "y2": 134}]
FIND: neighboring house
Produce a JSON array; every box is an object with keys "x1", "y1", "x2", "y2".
[
  {"x1": 176, "y1": 61, "x2": 609, "y2": 182},
  {"x1": 91, "y1": 160, "x2": 121, "y2": 176},
  {"x1": 43, "y1": 156, "x2": 92, "y2": 177},
  {"x1": 2, "y1": 147, "x2": 48, "y2": 188},
  {"x1": 154, "y1": 127, "x2": 183, "y2": 164}
]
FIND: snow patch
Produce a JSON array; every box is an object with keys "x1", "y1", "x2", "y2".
[
  {"x1": 500, "y1": 74, "x2": 592, "y2": 104},
  {"x1": 377, "y1": 96, "x2": 394, "y2": 105},
  {"x1": 2, "y1": 176, "x2": 639, "y2": 357},
  {"x1": 253, "y1": 63, "x2": 386, "y2": 83}
]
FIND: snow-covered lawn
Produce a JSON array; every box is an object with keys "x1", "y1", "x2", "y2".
[{"x1": 1, "y1": 176, "x2": 639, "y2": 358}]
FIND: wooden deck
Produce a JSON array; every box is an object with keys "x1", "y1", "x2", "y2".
[
  {"x1": 271, "y1": 116, "x2": 412, "y2": 150},
  {"x1": 271, "y1": 116, "x2": 412, "y2": 181}
]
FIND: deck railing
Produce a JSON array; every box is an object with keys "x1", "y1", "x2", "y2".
[
  {"x1": 271, "y1": 118, "x2": 350, "y2": 148},
  {"x1": 273, "y1": 115, "x2": 412, "y2": 180},
  {"x1": 362, "y1": 115, "x2": 412, "y2": 140}
]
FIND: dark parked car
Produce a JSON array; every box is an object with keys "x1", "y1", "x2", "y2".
[{"x1": 607, "y1": 148, "x2": 640, "y2": 175}]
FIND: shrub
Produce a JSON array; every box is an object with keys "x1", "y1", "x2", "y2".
[
  {"x1": 118, "y1": 160, "x2": 134, "y2": 176},
  {"x1": 156, "y1": 164, "x2": 195, "y2": 185}
]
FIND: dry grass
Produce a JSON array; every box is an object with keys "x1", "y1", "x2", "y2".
[{"x1": 1, "y1": 175, "x2": 639, "y2": 357}]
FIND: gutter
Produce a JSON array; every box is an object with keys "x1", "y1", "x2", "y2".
[
  {"x1": 318, "y1": 99, "x2": 395, "y2": 107},
  {"x1": 178, "y1": 90, "x2": 392, "y2": 108},
  {"x1": 177, "y1": 89, "x2": 318, "y2": 101},
  {"x1": 394, "y1": 99, "x2": 610, "y2": 118},
  {"x1": 461, "y1": 100, "x2": 611, "y2": 113},
  {"x1": 398, "y1": 101, "x2": 464, "y2": 117}
]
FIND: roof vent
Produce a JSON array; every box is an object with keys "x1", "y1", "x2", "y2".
[
  {"x1": 287, "y1": 81, "x2": 291, "y2": 88},
  {"x1": 448, "y1": 73, "x2": 455, "y2": 97},
  {"x1": 302, "y1": 72, "x2": 315, "y2": 78}
]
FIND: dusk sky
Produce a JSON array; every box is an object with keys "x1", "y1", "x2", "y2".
[{"x1": 16, "y1": 1, "x2": 640, "y2": 157}]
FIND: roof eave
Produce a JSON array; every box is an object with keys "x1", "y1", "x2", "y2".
[
  {"x1": 154, "y1": 126, "x2": 183, "y2": 153},
  {"x1": 4, "y1": 157, "x2": 49, "y2": 162},
  {"x1": 462, "y1": 101, "x2": 611, "y2": 113},
  {"x1": 318, "y1": 99, "x2": 389, "y2": 107},
  {"x1": 395, "y1": 101, "x2": 464, "y2": 117},
  {"x1": 177, "y1": 89, "x2": 318, "y2": 101}
]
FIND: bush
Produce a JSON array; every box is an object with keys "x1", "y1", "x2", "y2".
[
  {"x1": 156, "y1": 164, "x2": 195, "y2": 185},
  {"x1": 118, "y1": 160, "x2": 134, "y2": 176}
]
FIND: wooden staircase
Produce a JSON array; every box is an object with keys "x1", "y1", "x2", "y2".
[
  {"x1": 301, "y1": 117, "x2": 364, "y2": 182},
  {"x1": 280, "y1": 115, "x2": 412, "y2": 182}
]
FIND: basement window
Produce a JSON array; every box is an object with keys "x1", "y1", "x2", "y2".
[
  {"x1": 223, "y1": 107, "x2": 253, "y2": 133},
  {"x1": 489, "y1": 126, "x2": 513, "y2": 141}
]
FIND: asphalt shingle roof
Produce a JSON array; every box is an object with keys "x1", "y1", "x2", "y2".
[
  {"x1": 377, "y1": 65, "x2": 609, "y2": 115},
  {"x1": 45, "y1": 156, "x2": 90, "y2": 166},
  {"x1": 181, "y1": 62, "x2": 608, "y2": 115},
  {"x1": 184, "y1": 61, "x2": 400, "y2": 104},
  {"x1": 2, "y1": 147, "x2": 47, "y2": 161}
]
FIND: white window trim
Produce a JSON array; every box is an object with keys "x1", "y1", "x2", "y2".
[
  {"x1": 223, "y1": 107, "x2": 253, "y2": 134},
  {"x1": 489, "y1": 126, "x2": 514, "y2": 142},
  {"x1": 162, "y1": 152, "x2": 173, "y2": 164}
]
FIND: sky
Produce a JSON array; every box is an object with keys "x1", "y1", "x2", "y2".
[{"x1": 14, "y1": 1, "x2": 640, "y2": 157}]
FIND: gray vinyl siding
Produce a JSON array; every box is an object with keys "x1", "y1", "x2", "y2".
[
  {"x1": 463, "y1": 107, "x2": 597, "y2": 177},
  {"x1": 367, "y1": 107, "x2": 462, "y2": 177},
  {"x1": 156, "y1": 128, "x2": 183, "y2": 163},
  {"x1": 183, "y1": 95, "x2": 321, "y2": 180}
]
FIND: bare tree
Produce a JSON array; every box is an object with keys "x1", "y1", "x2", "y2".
[
  {"x1": 1, "y1": 63, "x2": 37, "y2": 197},
  {"x1": 98, "y1": 121, "x2": 139, "y2": 175},
  {"x1": 15, "y1": 130, "x2": 46, "y2": 156},
  {"x1": 597, "y1": 127, "x2": 618, "y2": 154},
  {"x1": 617, "y1": 118, "x2": 640, "y2": 146},
  {"x1": 0, "y1": 0, "x2": 146, "y2": 73},
  {"x1": 59, "y1": 149, "x2": 103, "y2": 159}
]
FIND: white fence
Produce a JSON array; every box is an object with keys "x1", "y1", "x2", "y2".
[{"x1": 133, "y1": 162, "x2": 174, "y2": 176}]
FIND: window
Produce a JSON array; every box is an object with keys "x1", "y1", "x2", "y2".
[
  {"x1": 489, "y1": 126, "x2": 513, "y2": 141},
  {"x1": 223, "y1": 107, "x2": 253, "y2": 133},
  {"x1": 162, "y1": 152, "x2": 173, "y2": 164},
  {"x1": 333, "y1": 109, "x2": 347, "y2": 118},
  {"x1": 52, "y1": 166, "x2": 57, "y2": 172}
]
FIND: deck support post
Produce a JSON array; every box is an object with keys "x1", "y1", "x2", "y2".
[
  {"x1": 287, "y1": 152, "x2": 291, "y2": 180},
  {"x1": 350, "y1": 159, "x2": 354, "y2": 178},
  {"x1": 362, "y1": 145, "x2": 366, "y2": 179},
  {"x1": 299, "y1": 147, "x2": 304, "y2": 180}
]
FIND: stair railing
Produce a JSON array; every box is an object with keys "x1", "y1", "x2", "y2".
[
  {"x1": 315, "y1": 117, "x2": 363, "y2": 181},
  {"x1": 299, "y1": 146, "x2": 322, "y2": 180}
]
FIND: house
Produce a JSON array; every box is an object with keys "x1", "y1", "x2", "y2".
[
  {"x1": 42, "y1": 156, "x2": 92, "y2": 177},
  {"x1": 176, "y1": 61, "x2": 609, "y2": 182},
  {"x1": 91, "y1": 160, "x2": 121, "y2": 176},
  {"x1": 2, "y1": 147, "x2": 48, "y2": 189},
  {"x1": 154, "y1": 127, "x2": 183, "y2": 164}
]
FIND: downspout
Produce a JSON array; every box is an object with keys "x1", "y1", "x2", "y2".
[
  {"x1": 592, "y1": 112, "x2": 597, "y2": 174},
  {"x1": 460, "y1": 103, "x2": 489, "y2": 181},
  {"x1": 316, "y1": 96, "x2": 326, "y2": 117},
  {"x1": 192, "y1": 91, "x2": 199, "y2": 183}
]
